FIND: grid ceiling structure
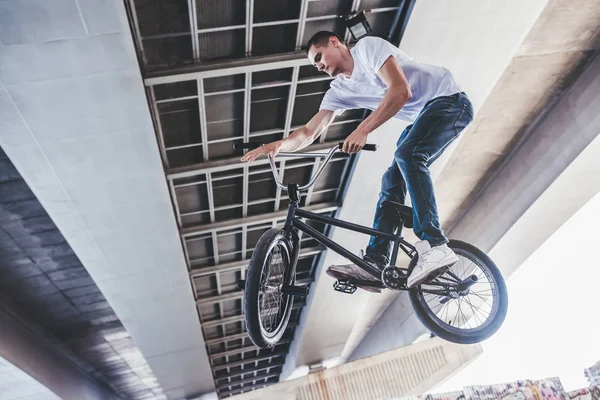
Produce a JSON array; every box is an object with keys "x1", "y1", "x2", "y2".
[{"x1": 126, "y1": 0, "x2": 414, "y2": 397}]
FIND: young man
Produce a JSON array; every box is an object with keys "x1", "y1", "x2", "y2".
[{"x1": 241, "y1": 31, "x2": 474, "y2": 292}]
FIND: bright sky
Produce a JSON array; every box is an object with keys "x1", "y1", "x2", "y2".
[{"x1": 432, "y1": 190, "x2": 600, "y2": 393}]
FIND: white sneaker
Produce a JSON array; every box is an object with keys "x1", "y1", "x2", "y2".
[{"x1": 407, "y1": 241, "x2": 459, "y2": 288}]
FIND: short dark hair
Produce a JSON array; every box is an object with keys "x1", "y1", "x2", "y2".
[{"x1": 306, "y1": 31, "x2": 344, "y2": 54}]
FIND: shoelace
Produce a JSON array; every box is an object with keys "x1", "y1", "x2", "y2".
[{"x1": 417, "y1": 250, "x2": 433, "y2": 267}]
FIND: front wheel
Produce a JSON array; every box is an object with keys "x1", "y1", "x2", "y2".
[
  {"x1": 244, "y1": 229, "x2": 297, "y2": 348},
  {"x1": 409, "y1": 240, "x2": 508, "y2": 344}
]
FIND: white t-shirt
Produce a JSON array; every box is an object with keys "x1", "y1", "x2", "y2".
[{"x1": 319, "y1": 36, "x2": 462, "y2": 122}]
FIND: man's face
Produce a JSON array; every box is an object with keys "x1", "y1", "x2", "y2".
[{"x1": 307, "y1": 37, "x2": 342, "y2": 77}]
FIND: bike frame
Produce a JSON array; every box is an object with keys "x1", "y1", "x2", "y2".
[
  {"x1": 247, "y1": 143, "x2": 417, "y2": 284},
  {"x1": 236, "y1": 143, "x2": 479, "y2": 294},
  {"x1": 282, "y1": 185, "x2": 416, "y2": 281}
]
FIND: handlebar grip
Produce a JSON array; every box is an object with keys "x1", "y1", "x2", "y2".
[
  {"x1": 337, "y1": 143, "x2": 378, "y2": 152},
  {"x1": 233, "y1": 142, "x2": 263, "y2": 151},
  {"x1": 362, "y1": 144, "x2": 378, "y2": 151}
]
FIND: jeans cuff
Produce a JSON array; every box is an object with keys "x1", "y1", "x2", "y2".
[{"x1": 426, "y1": 238, "x2": 449, "y2": 247}]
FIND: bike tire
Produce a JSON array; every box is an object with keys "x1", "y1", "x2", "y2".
[
  {"x1": 244, "y1": 228, "x2": 297, "y2": 348},
  {"x1": 408, "y1": 240, "x2": 508, "y2": 344}
]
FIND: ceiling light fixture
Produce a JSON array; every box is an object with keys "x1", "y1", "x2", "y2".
[{"x1": 344, "y1": 10, "x2": 373, "y2": 40}]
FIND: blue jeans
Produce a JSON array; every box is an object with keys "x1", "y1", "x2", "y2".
[{"x1": 366, "y1": 92, "x2": 474, "y2": 264}]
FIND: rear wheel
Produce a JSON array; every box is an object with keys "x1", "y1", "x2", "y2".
[
  {"x1": 409, "y1": 240, "x2": 508, "y2": 344},
  {"x1": 244, "y1": 229, "x2": 296, "y2": 348}
]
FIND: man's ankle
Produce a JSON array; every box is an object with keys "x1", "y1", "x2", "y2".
[{"x1": 427, "y1": 239, "x2": 449, "y2": 248}]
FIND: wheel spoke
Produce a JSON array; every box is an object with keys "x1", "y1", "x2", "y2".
[
  {"x1": 464, "y1": 295, "x2": 490, "y2": 324},
  {"x1": 464, "y1": 297, "x2": 483, "y2": 327},
  {"x1": 429, "y1": 300, "x2": 446, "y2": 312},
  {"x1": 426, "y1": 295, "x2": 444, "y2": 306},
  {"x1": 470, "y1": 291, "x2": 493, "y2": 307},
  {"x1": 455, "y1": 299, "x2": 464, "y2": 328},
  {"x1": 445, "y1": 270, "x2": 462, "y2": 282},
  {"x1": 442, "y1": 300, "x2": 451, "y2": 323}
]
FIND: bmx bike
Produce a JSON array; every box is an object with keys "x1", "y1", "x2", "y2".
[{"x1": 234, "y1": 142, "x2": 508, "y2": 349}]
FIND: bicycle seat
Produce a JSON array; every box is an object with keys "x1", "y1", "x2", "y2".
[{"x1": 381, "y1": 200, "x2": 413, "y2": 228}]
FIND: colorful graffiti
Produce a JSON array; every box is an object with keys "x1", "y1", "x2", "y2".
[
  {"x1": 567, "y1": 386, "x2": 600, "y2": 400},
  {"x1": 423, "y1": 377, "x2": 599, "y2": 400}
]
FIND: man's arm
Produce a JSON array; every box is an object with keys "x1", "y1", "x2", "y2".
[
  {"x1": 241, "y1": 109, "x2": 336, "y2": 162},
  {"x1": 342, "y1": 56, "x2": 412, "y2": 153}
]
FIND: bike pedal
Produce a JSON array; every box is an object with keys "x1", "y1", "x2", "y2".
[{"x1": 333, "y1": 280, "x2": 357, "y2": 294}]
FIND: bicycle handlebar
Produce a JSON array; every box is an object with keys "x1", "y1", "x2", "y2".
[
  {"x1": 233, "y1": 142, "x2": 262, "y2": 150},
  {"x1": 233, "y1": 142, "x2": 378, "y2": 152},
  {"x1": 234, "y1": 142, "x2": 378, "y2": 192},
  {"x1": 341, "y1": 143, "x2": 378, "y2": 152}
]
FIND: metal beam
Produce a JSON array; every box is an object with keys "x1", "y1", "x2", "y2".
[
  {"x1": 284, "y1": 66, "x2": 300, "y2": 138},
  {"x1": 242, "y1": 166, "x2": 249, "y2": 217},
  {"x1": 211, "y1": 231, "x2": 220, "y2": 265},
  {"x1": 197, "y1": 78, "x2": 210, "y2": 161},
  {"x1": 241, "y1": 225, "x2": 248, "y2": 261},
  {"x1": 296, "y1": 0, "x2": 310, "y2": 50},
  {"x1": 304, "y1": 159, "x2": 320, "y2": 206},
  {"x1": 0, "y1": 308, "x2": 119, "y2": 400},
  {"x1": 245, "y1": 0, "x2": 254, "y2": 55},
  {"x1": 206, "y1": 324, "x2": 298, "y2": 346},
  {"x1": 205, "y1": 171, "x2": 216, "y2": 223},
  {"x1": 187, "y1": 0, "x2": 200, "y2": 59},
  {"x1": 215, "y1": 365, "x2": 282, "y2": 382},
  {"x1": 210, "y1": 344, "x2": 258, "y2": 361},
  {"x1": 273, "y1": 158, "x2": 286, "y2": 212},
  {"x1": 182, "y1": 202, "x2": 339, "y2": 236},
  {"x1": 197, "y1": 291, "x2": 243, "y2": 306},
  {"x1": 220, "y1": 382, "x2": 273, "y2": 397},
  {"x1": 197, "y1": 8, "x2": 414, "y2": 37},
  {"x1": 190, "y1": 246, "x2": 323, "y2": 277},
  {"x1": 206, "y1": 332, "x2": 251, "y2": 346},
  {"x1": 147, "y1": 86, "x2": 169, "y2": 167},
  {"x1": 213, "y1": 353, "x2": 286, "y2": 372},
  {"x1": 202, "y1": 314, "x2": 246, "y2": 328},
  {"x1": 210, "y1": 340, "x2": 290, "y2": 361},
  {"x1": 168, "y1": 179, "x2": 184, "y2": 227},
  {"x1": 145, "y1": 52, "x2": 310, "y2": 85},
  {"x1": 198, "y1": 25, "x2": 245, "y2": 35},
  {"x1": 202, "y1": 309, "x2": 302, "y2": 329},
  {"x1": 244, "y1": 72, "x2": 252, "y2": 142},
  {"x1": 242, "y1": 70, "x2": 252, "y2": 218},
  {"x1": 125, "y1": 0, "x2": 147, "y2": 65},
  {"x1": 217, "y1": 372, "x2": 280, "y2": 390}
]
